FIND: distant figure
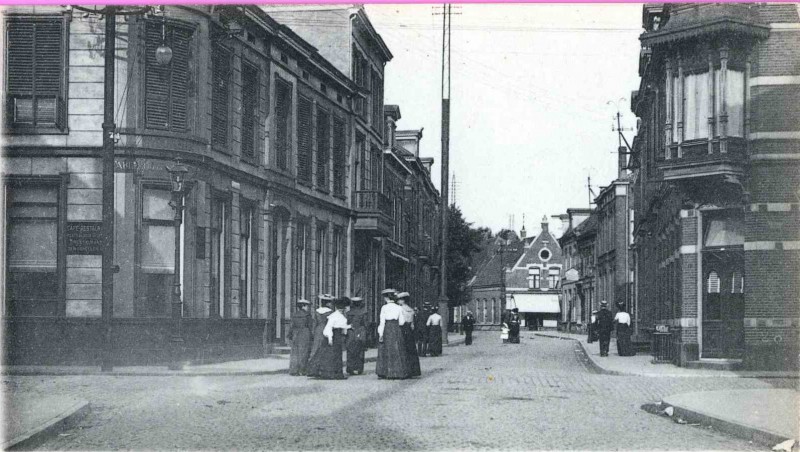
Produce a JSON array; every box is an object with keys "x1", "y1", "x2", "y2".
[
  {"x1": 346, "y1": 296, "x2": 368, "y2": 375},
  {"x1": 507, "y1": 308, "x2": 521, "y2": 344},
  {"x1": 462, "y1": 311, "x2": 476, "y2": 346},
  {"x1": 288, "y1": 299, "x2": 313, "y2": 376},
  {"x1": 426, "y1": 307, "x2": 443, "y2": 357},
  {"x1": 315, "y1": 297, "x2": 351, "y2": 380},
  {"x1": 397, "y1": 292, "x2": 421, "y2": 377},
  {"x1": 307, "y1": 294, "x2": 334, "y2": 377},
  {"x1": 595, "y1": 301, "x2": 614, "y2": 357},
  {"x1": 414, "y1": 306, "x2": 429, "y2": 357},
  {"x1": 376, "y1": 289, "x2": 410, "y2": 379},
  {"x1": 614, "y1": 304, "x2": 635, "y2": 356},
  {"x1": 587, "y1": 310, "x2": 598, "y2": 343}
]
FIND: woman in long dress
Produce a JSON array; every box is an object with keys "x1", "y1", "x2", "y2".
[
  {"x1": 614, "y1": 304, "x2": 635, "y2": 356},
  {"x1": 426, "y1": 307, "x2": 443, "y2": 357},
  {"x1": 307, "y1": 295, "x2": 334, "y2": 378},
  {"x1": 346, "y1": 296, "x2": 368, "y2": 375},
  {"x1": 508, "y1": 308, "x2": 521, "y2": 344},
  {"x1": 396, "y1": 292, "x2": 421, "y2": 377},
  {"x1": 315, "y1": 297, "x2": 351, "y2": 380},
  {"x1": 288, "y1": 299, "x2": 313, "y2": 376},
  {"x1": 375, "y1": 289, "x2": 410, "y2": 379}
]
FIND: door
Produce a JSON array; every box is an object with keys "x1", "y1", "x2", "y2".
[{"x1": 702, "y1": 251, "x2": 744, "y2": 359}]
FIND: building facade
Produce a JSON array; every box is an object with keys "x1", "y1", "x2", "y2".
[
  {"x1": 631, "y1": 3, "x2": 800, "y2": 369},
  {"x1": 558, "y1": 208, "x2": 595, "y2": 332},
  {"x1": 1, "y1": 5, "x2": 440, "y2": 365}
]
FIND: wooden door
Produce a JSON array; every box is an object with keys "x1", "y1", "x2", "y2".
[{"x1": 702, "y1": 251, "x2": 744, "y2": 359}]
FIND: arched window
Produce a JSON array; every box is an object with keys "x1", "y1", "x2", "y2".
[
  {"x1": 731, "y1": 272, "x2": 744, "y2": 294},
  {"x1": 707, "y1": 271, "x2": 720, "y2": 293}
]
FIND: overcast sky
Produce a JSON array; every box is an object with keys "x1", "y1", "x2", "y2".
[{"x1": 365, "y1": 4, "x2": 644, "y2": 235}]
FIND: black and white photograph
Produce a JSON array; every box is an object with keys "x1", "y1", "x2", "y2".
[{"x1": 1, "y1": 2, "x2": 799, "y2": 450}]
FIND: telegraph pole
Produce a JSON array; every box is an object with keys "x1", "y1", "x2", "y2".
[
  {"x1": 438, "y1": 3, "x2": 452, "y2": 344},
  {"x1": 101, "y1": 7, "x2": 117, "y2": 372}
]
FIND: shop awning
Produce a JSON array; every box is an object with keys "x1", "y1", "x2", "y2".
[{"x1": 510, "y1": 293, "x2": 561, "y2": 314}]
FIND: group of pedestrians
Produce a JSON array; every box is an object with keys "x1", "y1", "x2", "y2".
[
  {"x1": 461, "y1": 308, "x2": 522, "y2": 346},
  {"x1": 287, "y1": 289, "x2": 443, "y2": 380},
  {"x1": 587, "y1": 300, "x2": 635, "y2": 357}
]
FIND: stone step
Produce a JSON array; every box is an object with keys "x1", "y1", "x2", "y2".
[
  {"x1": 269, "y1": 346, "x2": 291, "y2": 355},
  {"x1": 684, "y1": 359, "x2": 743, "y2": 371}
]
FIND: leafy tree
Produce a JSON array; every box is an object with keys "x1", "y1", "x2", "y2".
[{"x1": 445, "y1": 205, "x2": 483, "y2": 307}]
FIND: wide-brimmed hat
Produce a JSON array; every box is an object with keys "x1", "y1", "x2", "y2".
[
  {"x1": 296, "y1": 299, "x2": 311, "y2": 305},
  {"x1": 396, "y1": 292, "x2": 410, "y2": 299},
  {"x1": 381, "y1": 288, "x2": 396, "y2": 296},
  {"x1": 334, "y1": 297, "x2": 351, "y2": 309},
  {"x1": 350, "y1": 296, "x2": 363, "y2": 303},
  {"x1": 600, "y1": 300, "x2": 608, "y2": 307}
]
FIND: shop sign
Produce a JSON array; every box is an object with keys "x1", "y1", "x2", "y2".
[
  {"x1": 115, "y1": 159, "x2": 161, "y2": 173},
  {"x1": 66, "y1": 221, "x2": 103, "y2": 255},
  {"x1": 655, "y1": 324, "x2": 670, "y2": 334}
]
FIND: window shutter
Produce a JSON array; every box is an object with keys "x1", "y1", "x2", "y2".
[
  {"x1": 316, "y1": 108, "x2": 330, "y2": 190},
  {"x1": 145, "y1": 20, "x2": 192, "y2": 132},
  {"x1": 274, "y1": 78, "x2": 292, "y2": 170},
  {"x1": 170, "y1": 26, "x2": 191, "y2": 132},
  {"x1": 332, "y1": 116, "x2": 346, "y2": 196},
  {"x1": 240, "y1": 62, "x2": 259, "y2": 158},
  {"x1": 211, "y1": 44, "x2": 231, "y2": 148},
  {"x1": 297, "y1": 96, "x2": 312, "y2": 184},
  {"x1": 145, "y1": 21, "x2": 170, "y2": 130}
]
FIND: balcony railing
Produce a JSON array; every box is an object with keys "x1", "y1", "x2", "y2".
[
  {"x1": 656, "y1": 137, "x2": 747, "y2": 181},
  {"x1": 356, "y1": 190, "x2": 392, "y2": 219}
]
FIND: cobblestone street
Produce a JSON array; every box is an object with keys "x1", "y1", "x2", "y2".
[{"x1": 5, "y1": 332, "x2": 795, "y2": 450}]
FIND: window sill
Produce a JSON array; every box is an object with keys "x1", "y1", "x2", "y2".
[{"x1": 5, "y1": 126, "x2": 69, "y2": 135}]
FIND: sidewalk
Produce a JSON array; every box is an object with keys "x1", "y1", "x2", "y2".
[{"x1": 533, "y1": 331, "x2": 799, "y2": 448}]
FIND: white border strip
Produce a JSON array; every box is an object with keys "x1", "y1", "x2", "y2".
[
  {"x1": 749, "y1": 203, "x2": 794, "y2": 212},
  {"x1": 679, "y1": 245, "x2": 697, "y2": 254},
  {"x1": 769, "y1": 23, "x2": 800, "y2": 30},
  {"x1": 750, "y1": 153, "x2": 800, "y2": 161},
  {"x1": 749, "y1": 131, "x2": 800, "y2": 140},
  {"x1": 750, "y1": 76, "x2": 800, "y2": 87}
]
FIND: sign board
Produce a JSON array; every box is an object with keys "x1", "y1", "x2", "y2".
[
  {"x1": 66, "y1": 221, "x2": 103, "y2": 255},
  {"x1": 655, "y1": 324, "x2": 670, "y2": 334}
]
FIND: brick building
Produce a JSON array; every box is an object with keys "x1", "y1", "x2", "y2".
[
  {"x1": 557, "y1": 208, "x2": 595, "y2": 332},
  {"x1": 1, "y1": 5, "x2": 440, "y2": 365},
  {"x1": 630, "y1": 3, "x2": 800, "y2": 369}
]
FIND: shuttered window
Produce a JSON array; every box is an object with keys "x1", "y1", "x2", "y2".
[
  {"x1": 145, "y1": 20, "x2": 193, "y2": 132},
  {"x1": 211, "y1": 43, "x2": 232, "y2": 149},
  {"x1": 5, "y1": 18, "x2": 66, "y2": 131},
  {"x1": 297, "y1": 95, "x2": 312, "y2": 184},
  {"x1": 332, "y1": 116, "x2": 346, "y2": 196},
  {"x1": 316, "y1": 107, "x2": 330, "y2": 191},
  {"x1": 240, "y1": 61, "x2": 259, "y2": 159},
  {"x1": 274, "y1": 78, "x2": 292, "y2": 170},
  {"x1": 371, "y1": 70, "x2": 383, "y2": 137}
]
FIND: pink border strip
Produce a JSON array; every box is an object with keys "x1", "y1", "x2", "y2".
[{"x1": 3, "y1": 0, "x2": 797, "y2": 6}]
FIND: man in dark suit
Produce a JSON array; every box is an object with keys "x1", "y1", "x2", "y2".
[
  {"x1": 595, "y1": 300, "x2": 614, "y2": 357},
  {"x1": 462, "y1": 311, "x2": 476, "y2": 345}
]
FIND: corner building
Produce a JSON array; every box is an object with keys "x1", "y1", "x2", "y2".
[{"x1": 631, "y1": 3, "x2": 800, "y2": 370}]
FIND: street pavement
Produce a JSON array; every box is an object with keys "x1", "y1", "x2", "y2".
[{"x1": 3, "y1": 331, "x2": 797, "y2": 450}]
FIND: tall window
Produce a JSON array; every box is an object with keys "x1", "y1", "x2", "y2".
[
  {"x1": 332, "y1": 227, "x2": 343, "y2": 296},
  {"x1": 297, "y1": 95, "x2": 313, "y2": 184},
  {"x1": 357, "y1": 133, "x2": 369, "y2": 191},
  {"x1": 371, "y1": 146, "x2": 382, "y2": 191},
  {"x1": 140, "y1": 187, "x2": 175, "y2": 317},
  {"x1": 211, "y1": 196, "x2": 228, "y2": 317},
  {"x1": 239, "y1": 202, "x2": 255, "y2": 318},
  {"x1": 316, "y1": 107, "x2": 330, "y2": 190},
  {"x1": 240, "y1": 61, "x2": 259, "y2": 159},
  {"x1": 5, "y1": 17, "x2": 67, "y2": 131},
  {"x1": 145, "y1": 20, "x2": 193, "y2": 132},
  {"x1": 671, "y1": 67, "x2": 745, "y2": 143},
  {"x1": 371, "y1": 69, "x2": 383, "y2": 136},
  {"x1": 528, "y1": 268, "x2": 541, "y2": 289},
  {"x1": 5, "y1": 181, "x2": 61, "y2": 316},
  {"x1": 315, "y1": 224, "x2": 327, "y2": 296},
  {"x1": 548, "y1": 268, "x2": 560, "y2": 289},
  {"x1": 332, "y1": 116, "x2": 346, "y2": 196},
  {"x1": 684, "y1": 72, "x2": 709, "y2": 140},
  {"x1": 293, "y1": 221, "x2": 309, "y2": 300},
  {"x1": 211, "y1": 43, "x2": 232, "y2": 149},
  {"x1": 274, "y1": 78, "x2": 292, "y2": 170}
]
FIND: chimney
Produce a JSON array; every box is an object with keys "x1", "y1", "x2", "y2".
[
  {"x1": 541, "y1": 215, "x2": 549, "y2": 234},
  {"x1": 618, "y1": 146, "x2": 627, "y2": 179}
]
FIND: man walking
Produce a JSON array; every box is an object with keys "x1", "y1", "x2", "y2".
[
  {"x1": 596, "y1": 300, "x2": 614, "y2": 357},
  {"x1": 346, "y1": 296, "x2": 368, "y2": 375},
  {"x1": 462, "y1": 311, "x2": 476, "y2": 346}
]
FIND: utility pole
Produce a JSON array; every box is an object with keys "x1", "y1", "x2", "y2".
[
  {"x1": 101, "y1": 7, "x2": 117, "y2": 372},
  {"x1": 437, "y1": 3, "x2": 452, "y2": 344}
]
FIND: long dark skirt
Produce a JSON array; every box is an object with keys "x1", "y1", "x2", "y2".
[
  {"x1": 376, "y1": 320, "x2": 409, "y2": 379},
  {"x1": 508, "y1": 324, "x2": 520, "y2": 344},
  {"x1": 315, "y1": 330, "x2": 346, "y2": 379},
  {"x1": 616, "y1": 323, "x2": 636, "y2": 356},
  {"x1": 587, "y1": 323, "x2": 597, "y2": 343},
  {"x1": 401, "y1": 324, "x2": 421, "y2": 377},
  {"x1": 465, "y1": 329, "x2": 473, "y2": 345},
  {"x1": 289, "y1": 327, "x2": 312, "y2": 375},
  {"x1": 346, "y1": 335, "x2": 366, "y2": 375},
  {"x1": 426, "y1": 325, "x2": 442, "y2": 356}
]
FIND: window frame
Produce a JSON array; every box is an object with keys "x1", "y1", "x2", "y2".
[
  {"x1": 240, "y1": 58, "x2": 261, "y2": 163},
  {"x1": 4, "y1": 15, "x2": 69, "y2": 134},
  {"x1": 273, "y1": 74, "x2": 293, "y2": 172},
  {"x1": 135, "y1": 181, "x2": 178, "y2": 318},
  {"x1": 210, "y1": 41, "x2": 234, "y2": 152}
]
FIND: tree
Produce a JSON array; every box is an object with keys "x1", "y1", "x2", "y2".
[{"x1": 445, "y1": 205, "x2": 483, "y2": 308}]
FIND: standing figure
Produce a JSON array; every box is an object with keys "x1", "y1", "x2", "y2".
[
  {"x1": 397, "y1": 292, "x2": 421, "y2": 377},
  {"x1": 587, "y1": 310, "x2": 598, "y2": 343},
  {"x1": 414, "y1": 306, "x2": 428, "y2": 357},
  {"x1": 375, "y1": 289, "x2": 410, "y2": 379},
  {"x1": 346, "y1": 296, "x2": 368, "y2": 375},
  {"x1": 307, "y1": 294, "x2": 334, "y2": 377},
  {"x1": 288, "y1": 299, "x2": 313, "y2": 376},
  {"x1": 426, "y1": 306, "x2": 443, "y2": 356},
  {"x1": 614, "y1": 304, "x2": 635, "y2": 356},
  {"x1": 314, "y1": 297, "x2": 351, "y2": 380},
  {"x1": 462, "y1": 311, "x2": 476, "y2": 345},
  {"x1": 507, "y1": 308, "x2": 521, "y2": 344},
  {"x1": 596, "y1": 300, "x2": 614, "y2": 357}
]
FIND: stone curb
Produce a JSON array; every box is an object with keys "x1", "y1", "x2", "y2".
[
  {"x1": 532, "y1": 332, "x2": 624, "y2": 376},
  {"x1": 2, "y1": 337, "x2": 466, "y2": 377},
  {"x1": 2, "y1": 400, "x2": 91, "y2": 450},
  {"x1": 660, "y1": 398, "x2": 793, "y2": 449}
]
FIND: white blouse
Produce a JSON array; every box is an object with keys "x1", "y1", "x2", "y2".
[
  {"x1": 401, "y1": 305, "x2": 415, "y2": 328},
  {"x1": 377, "y1": 302, "x2": 406, "y2": 337},
  {"x1": 426, "y1": 313, "x2": 442, "y2": 326},
  {"x1": 614, "y1": 311, "x2": 631, "y2": 326},
  {"x1": 323, "y1": 310, "x2": 350, "y2": 342}
]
